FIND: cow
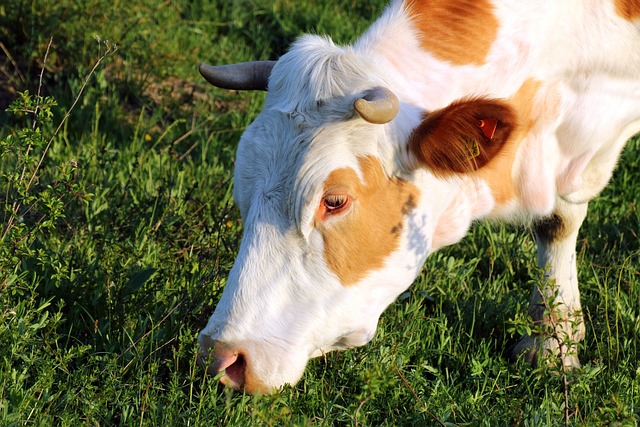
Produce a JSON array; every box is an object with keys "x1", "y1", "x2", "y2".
[{"x1": 197, "y1": 0, "x2": 640, "y2": 393}]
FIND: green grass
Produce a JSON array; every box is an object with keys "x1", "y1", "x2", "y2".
[{"x1": 1, "y1": 1, "x2": 639, "y2": 425}]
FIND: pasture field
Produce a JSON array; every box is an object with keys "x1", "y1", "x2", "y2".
[{"x1": 1, "y1": 0, "x2": 638, "y2": 425}]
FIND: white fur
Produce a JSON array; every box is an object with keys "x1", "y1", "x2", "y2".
[{"x1": 199, "y1": 0, "x2": 640, "y2": 391}]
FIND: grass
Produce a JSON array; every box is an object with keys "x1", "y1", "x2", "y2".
[{"x1": 1, "y1": 0, "x2": 639, "y2": 425}]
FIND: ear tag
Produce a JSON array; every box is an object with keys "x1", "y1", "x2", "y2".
[{"x1": 478, "y1": 118, "x2": 498, "y2": 140}]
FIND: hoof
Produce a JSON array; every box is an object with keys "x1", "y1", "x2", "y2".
[{"x1": 510, "y1": 335, "x2": 581, "y2": 369}]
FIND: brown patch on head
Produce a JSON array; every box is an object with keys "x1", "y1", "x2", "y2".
[
  {"x1": 615, "y1": 0, "x2": 640, "y2": 20},
  {"x1": 404, "y1": 0, "x2": 499, "y2": 66},
  {"x1": 316, "y1": 156, "x2": 420, "y2": 286}
]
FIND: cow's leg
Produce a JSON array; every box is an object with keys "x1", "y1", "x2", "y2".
[{"x1": 513, "y1": 198, "x2": 588, "y2": 368}]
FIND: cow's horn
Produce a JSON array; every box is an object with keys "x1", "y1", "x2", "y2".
[
  {"x1": 354, "y1": 87, "x2": 400, "y2": 124},
  {"x1": 199, "y1": 61, "x2": 276, "y2": 91}
]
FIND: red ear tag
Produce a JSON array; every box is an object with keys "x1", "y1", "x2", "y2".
[{"x1": 477, "y1": 118, "x2": 498, "y2": 140}]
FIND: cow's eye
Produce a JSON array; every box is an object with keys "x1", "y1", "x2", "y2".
[{"x1": 323, "y1": 194, "x2": 348, "y2": 212}]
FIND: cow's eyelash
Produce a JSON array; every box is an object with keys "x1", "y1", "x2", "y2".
[{"x1": 324, "y1": 195, "x2": 348, "y2": 210}]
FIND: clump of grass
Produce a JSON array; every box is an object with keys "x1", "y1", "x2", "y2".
[{"x1": 0, "y1": 37, "x2": 116, "y2": 423}]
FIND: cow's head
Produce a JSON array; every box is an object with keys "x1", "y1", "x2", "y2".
[{"x1": 198, "y1": 36, "x2": 516, "y2": 393}]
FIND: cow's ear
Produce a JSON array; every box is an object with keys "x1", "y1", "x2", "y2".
[{"x1": 408, "y1": 98, "x2": 517, "y2": 175}]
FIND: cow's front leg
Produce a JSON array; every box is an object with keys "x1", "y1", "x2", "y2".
[{"x1": 513, "y1": 199, "x2": 589, "y2": 368}]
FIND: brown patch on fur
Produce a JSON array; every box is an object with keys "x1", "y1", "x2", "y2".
[
  {"x1": 533, "y1": 213, "x2": 565, "y2": 244},
  {"x1": 614, "y1": 0, "x2": 640, "y2": 20},
  {"x1": 317, "y1": 156, "x2": 420, "y2": 286},
  {"x1": 408, "y1": 98, "x2": 517, "y2": 177},
  {"x1": 404, "y1": 0, "x2": 499, "y2": 65}
]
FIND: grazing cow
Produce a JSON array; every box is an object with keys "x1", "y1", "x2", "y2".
[{"x1": 197, "y1": 0, "x2": 640, "y2": 393}]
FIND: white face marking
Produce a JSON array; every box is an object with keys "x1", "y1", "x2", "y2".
[{"x1": 197, "y1": 100, "x2": 442, "y2": 391}]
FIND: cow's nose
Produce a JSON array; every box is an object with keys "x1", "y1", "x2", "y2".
[{"x1": 198, "y1": 337, "x2": 246, "y2": 390}]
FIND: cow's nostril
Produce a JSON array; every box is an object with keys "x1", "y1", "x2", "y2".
[
  {"x1": 221, "y1": 353, "x2": 246, "y2": 389},
  {"x1": 211, "y1": 346, "x2": 247, "y2": 390}
]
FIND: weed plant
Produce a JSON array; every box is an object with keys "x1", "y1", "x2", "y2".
[{"x1": 0, "y1": 1, "x2": 639, "y2": 425}]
